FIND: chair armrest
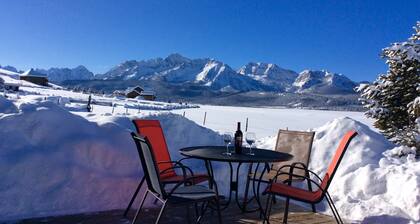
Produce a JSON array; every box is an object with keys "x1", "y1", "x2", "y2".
[
  {"x1": 157, "y1": 160, "x2": 194, "y2": 177},
  {"x1": 270, "y1": 172, "x2": 326, "y2": 194},
  {"x1": 276, "y1": 164, "x2": 323, "y2": 182},
  {"x1": 159, "y1": 165, "x2": 187, "y2": 180}
]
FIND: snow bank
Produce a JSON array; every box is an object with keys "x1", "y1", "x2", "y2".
[
  {"x1": 258, "y1": 117, "x2": 419, "y2": 223},
  {"x1": 1, "y1": 96, "x2": 418, "y2": 223},
  {"x1": 0, "y1": 100, "x2": 220, "y2": 221},
  {"x1": 0, "y1": 96, "x2": 18, "y2": 114}
]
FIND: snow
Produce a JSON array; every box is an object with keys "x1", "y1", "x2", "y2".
[
  {"x1": 0, "y1": 98, "x2": 218, "y2": 221},
  {"x1": 0, "y1": 68, "x2": 20, "y2": 77},
  {"x1": 0, "y1": 77, "x2": 419, "y2": 223},
  {"x1": 21, "y1": 68, "x2": 48, "y2": 77},
  {"x1": 0, "y1": 73, "x2": 40, "y2": 87},
  {"x1": 172, "y1": 104, "x2": 373, "y2": 138},
  {"x1": 0, "y1": 96, "x2": 18, "y2": 113}
]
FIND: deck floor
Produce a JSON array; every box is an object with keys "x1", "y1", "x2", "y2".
[{"x1": 14, "y1": 198, "x2": 337, "y2": 224}]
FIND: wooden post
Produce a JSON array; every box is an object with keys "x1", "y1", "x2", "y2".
[
  {"x1": 203, "y1": 112, "x2": 207, "y2": 126},
  {"x1": 245, "y1": 117, "x2": 249, "y2": 132},
  {"x1": 112, "y1": 104, "x2": 115, "y2": 114},
  {"x1": 138, "y1": 105, "x2": 141, "y2": 114},
  {"x1": 126, "y1": 106, "x2": 128, "y2": 114},
  {"x1": 183, "y1": 111, "x2": 185, "y2": 117}
]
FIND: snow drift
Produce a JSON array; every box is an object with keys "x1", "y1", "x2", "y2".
[
  {"x1": 258, "y1": 117, "x2": 419, "y2": 223},
  {"x1": 0, "y1": 96, "x2": 18, "y2": 114},
  {"x1": 0, "y1": 97, "x2": 419, "y2": 223},
  {"x1": 0, "y1": 99, "x2": 221, "y2": 221}
]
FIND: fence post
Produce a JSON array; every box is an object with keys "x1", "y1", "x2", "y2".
[
  {"x1": 245, "y1": 117, "x2": 249, "y2": 132},
  {"x1": 138, "y1": 105, "x2": 141, "y2": 114},
  {"x1": 203, "y1": 112, "x2": 207, "y2": 126},
  {"x1": 183, "y1": 111, "x2": 185, "y2": 117},
  {"x1": 112, "y1": 103, "x2": 115, "y2": 114}
]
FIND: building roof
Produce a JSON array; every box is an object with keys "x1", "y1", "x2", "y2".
[
  {"x1": 125, "y1": 86, "x2": 144, "y2": 95},
  {"x1": 20, "y1": 68, "x2": 48, "y2": 78},
  {"x1": 0, "y1": 68, "x2": 20, "y2": 77}
]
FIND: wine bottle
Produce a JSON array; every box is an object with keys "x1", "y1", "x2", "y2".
[{"x1": 234, "y1": 122, "x2": 243, "y2": 154}]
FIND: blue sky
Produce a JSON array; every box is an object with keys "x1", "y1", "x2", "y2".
[{"x1": 0, "y1": 0, "x2": 419, "y2": 81}]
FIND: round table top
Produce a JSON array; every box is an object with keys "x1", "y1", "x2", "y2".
[{"x1": 179, "y1": 146, "x2": 293, "y2": 163}]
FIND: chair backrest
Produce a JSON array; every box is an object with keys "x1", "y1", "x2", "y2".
[
  {"x1": 318, "y1": 131, "x2": 358, "y2": 193},
  {"x1": 132, "y1": 119, "x2": 175, "y2": 178},
  {"x1": 131, "y1": 132, "x2": 165, "y2": 197},
  {"x1": 274, "y1": 130, "x2": 315, "y2": 177}
]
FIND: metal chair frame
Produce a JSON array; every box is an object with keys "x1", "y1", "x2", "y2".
[
  {"x1": 260, "y1": 131, "x2": 358, "y2": 224},
  {"x1": 124, "y1": 120, "x2": 208, "y2": 217},
  {"x1": 244, "y1": 130, "x2": 316, "y2": 213},
  {"x1": 130, "y1": 133, "x2": 222, "y2": 224}
]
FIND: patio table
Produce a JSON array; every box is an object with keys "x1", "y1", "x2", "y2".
[{"x1": 179, "y1": 146, "x2": 293, "y2": 213}]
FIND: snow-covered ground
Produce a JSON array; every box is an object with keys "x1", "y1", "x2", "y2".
[
  {"x1": 172, "y1": 105, "x2": 374, "y2": 138},
  {"x1": 0, "y1": 80, "x2": 419, "y2": 223}
]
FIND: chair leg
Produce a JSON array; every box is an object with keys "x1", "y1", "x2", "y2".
[
  {"x1": 282, "y1": 197, "x2": 290, "y2": 224},
  {"x1": 194, "y1": 203, "x2": 199, "y2": 220},
  {"x1": 325, "y1": 193, "x2": 343, "y2": 224},
  {"x1": 196, "y1": 201, "x2": 208, "y2": 224},
  {"x1": 311, "y1": 203, "x2": 316, "y2": 213},
  {"x1": 153, "y1": 183, "x2": 166, "y2": 205},
  {"x1": 131, "y1": 190, "x2": 149, "y2": 224},
  {"x1": 267, "y1": 195, "x2": 274, "y2": 221},
  {"x1": 124, "y1": 176, "x2": 145, "y2": 217},
  {"x1": 305, "y1": 172, "x2": 316, "y2": 213},
  {"x1": 262, "y1": 194, "x2": 272, "y2": 224},
  {"x1": 263, "y1": 194, "x2": 271, "y2": 223},
  {"x1": 186, "y1": 205, "x2": 192, "y2": 224},
  {"x1": 215, "y1": 198, "x2": 223, "y2": 224},
  {"x1": 155, "y1": 201, "x2": 168, "y2": 224}
]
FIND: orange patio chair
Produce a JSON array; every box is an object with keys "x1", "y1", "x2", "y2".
[
  {"x1": 261, "y1": 131, "x2": 358, "y2": 224},
  {"x1": 124, "y1": 119, "x2": 209, "y2": 217}
]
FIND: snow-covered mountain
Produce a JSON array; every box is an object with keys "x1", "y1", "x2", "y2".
[
  {"x1": 3, "y1": 54, "x2": 360, "y2": 94},
  {"x1": 0, "y1": 65, "x2": 19, "y2": 73},
  {"x1": 99, "y1": 54, "x2": 358, "y2": 94},
  {"x1": 36, "y1": 66, "x2": 94, "y2": 83},
  {"x1": 293, "y1": 70, "x2": 357, "y2": 94},
  {"x1": 100, "y1": 54, "x2": 271, "y2": 92},
  {"x1": 238, "y1": 62, "x2": 298, "y2": 91}
]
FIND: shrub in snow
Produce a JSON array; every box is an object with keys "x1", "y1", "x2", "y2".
[{"x1": 357, "y1": 22, "x2": 420, "y2": 152}]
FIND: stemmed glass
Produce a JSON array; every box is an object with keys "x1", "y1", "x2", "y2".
[
  {"x1": 246, "y1": 132, "x2": 256, "y2": 155},
  {"x1": 222, "y1": 132, "x2": 233, "y2": 156}
]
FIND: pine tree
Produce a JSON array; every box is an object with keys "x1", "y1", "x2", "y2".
[{"x1": 357, "y1": 22, "x2": 420, "y2": 152}]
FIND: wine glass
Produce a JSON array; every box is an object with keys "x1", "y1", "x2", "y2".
[
  {"x1": 222, "y1": 132, "x2": 233, "y2": 156},
  {"x1": 245, "y1": 132, "x2": 256, "y2": 155}
]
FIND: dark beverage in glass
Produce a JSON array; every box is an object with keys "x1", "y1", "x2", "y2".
[{"x1": 234, "y1": 122, "x2": 243, "y2": 154}]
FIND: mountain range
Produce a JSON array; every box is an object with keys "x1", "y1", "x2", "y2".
[
  {"x1": 96, "y1": 53, "x2": 359, "y2": 94},
  {"x1": 1, "y1": 53, "x2": 360, "y2": 94}
]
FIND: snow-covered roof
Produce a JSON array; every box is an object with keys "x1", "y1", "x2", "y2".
[
  {"x1": 125, "y1": 86, "x2": 144, "y2": 94},
  {"x1": 0, "y1": 68, "x2": 20, "y2": 77},
  {"x1": 20, "y1": 68, "x2": 47, "y2": 78}
]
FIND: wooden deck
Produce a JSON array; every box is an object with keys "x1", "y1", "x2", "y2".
[{"x1": 15, "y1": 199, "x2": 337, "y2": 224}]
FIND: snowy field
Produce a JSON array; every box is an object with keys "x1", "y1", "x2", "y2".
[
  {"x1": 172, "y1": 105, "x2": 374, "y2": 138},
  {"x1": 0, "y1": 77, "x2": 419, "y2": 223}
]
